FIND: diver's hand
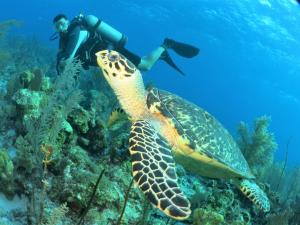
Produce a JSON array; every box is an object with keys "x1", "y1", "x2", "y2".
[
  {"x1": 57, "y1": 59, "x2": 67, "y2": 74},
  {"x1": 59, "y1": 59, "x2": 67, "y2": 68}
]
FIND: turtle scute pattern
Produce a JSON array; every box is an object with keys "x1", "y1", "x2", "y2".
[
  {"x1": 147, "y1": 87, "x2": 253, "y2": 178},
  {"x1": 129, "y1": 120, "x2": 191, "y2": 220}
]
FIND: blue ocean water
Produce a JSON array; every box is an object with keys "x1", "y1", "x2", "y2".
[{"x1": 2, "y1": 0, "x2": 300, "y2": 166}]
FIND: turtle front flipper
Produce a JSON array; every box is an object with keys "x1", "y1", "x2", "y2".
[
  {"x1": 236, "y1": 179, "x2": 270, "y2": 212},
  {"x1": 129, "y1": 120, "x2": 191, "y2": 220},
  {"x1": 107, "y1": 107, "x2": 128, "y2": 127}
]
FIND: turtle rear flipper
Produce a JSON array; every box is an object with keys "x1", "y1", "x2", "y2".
[
  {"x1": 129, "y1": 120, "x2": 191, "y2": 220},
  {"x1": 237, "y1": 179, "x2": 270, "y2": 212}
]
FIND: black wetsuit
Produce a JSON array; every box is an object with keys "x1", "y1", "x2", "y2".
[{"x1": 57, "y1": 18, "x2": 141, "y2": 71}]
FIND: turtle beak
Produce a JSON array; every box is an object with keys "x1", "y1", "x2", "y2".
[
  {"x1": 95, "y1": 51, "x2": 101, "y2": 60},
  {"x1": 95, "y1": 52, "x2": 103, "y2": 68},
  {"x1": 95, "y1": 50, "x2": 107, "y2": 69}
]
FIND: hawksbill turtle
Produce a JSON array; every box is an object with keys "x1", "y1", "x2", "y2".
[{"x1": 95, "y1": 50, "x2": 270, "y2": 220}]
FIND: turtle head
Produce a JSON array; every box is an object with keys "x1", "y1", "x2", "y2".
[
  {"x1": 96, "y1": 50, "x2": 141, "y2": 86},
  {"x1": 96, "y1": 50, "x2": 147, "y2": 119}
]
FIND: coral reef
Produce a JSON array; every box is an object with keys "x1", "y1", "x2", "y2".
[
  {"x1": 0, "y1": 149, "x2": 14, "y2": 198},
  {"x1": 41, "y1": 203, "x2": 69, "y2": 225},
  {"x1": 237, "y1": 116, "x2": 277, "y2": 180},
  {"x1": 193, "y1": 208, "x2": 224, "y2": 225},
  {"x1": 0, "y1": 19, "x2": 21, "y2": 70},
  {"x1": 0, "y1": 33, "x2": 299, "y2": 225},
  {"x1": 0, "y1": 20, "x2": 21, "y2": 39}
]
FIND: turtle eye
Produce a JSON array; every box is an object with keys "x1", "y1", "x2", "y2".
[{"x1": 108, "y1": 53, "x2": 119, "y2": 62}]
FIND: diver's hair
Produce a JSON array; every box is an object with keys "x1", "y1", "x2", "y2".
[{"x1": 53, "y1": 14, "x2": 67, "y2": 23}]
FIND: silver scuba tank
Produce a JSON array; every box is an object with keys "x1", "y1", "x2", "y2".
[{"x1": 85, "y1": 14, "x2": 128, "y2": 48}]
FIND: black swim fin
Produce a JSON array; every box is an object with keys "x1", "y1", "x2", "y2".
[
  {"x1": 160, "y1": 50, "x2": 185, "y2": 75},
  {"x1": 163, "y1": 38, "x2": 200, "y2": 58}
]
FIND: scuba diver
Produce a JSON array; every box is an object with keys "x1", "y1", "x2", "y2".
[{"x1": 52, "y1": 14, "x2": 200, "y2": 75}]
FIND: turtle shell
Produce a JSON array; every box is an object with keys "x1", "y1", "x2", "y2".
[{"x1": 146, "y1": 87, "x2": 254, "y2": 179}]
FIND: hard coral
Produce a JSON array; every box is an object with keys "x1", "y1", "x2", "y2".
[
  {"x1": 12, "y1": 88, "x2": 44, "y2": 118},
  {"x1": 68, "y1": 107, "x2": 92, "y2": 134},
  {"x1": 193, "y1": 208, "x2": 224, "y2": 225}
]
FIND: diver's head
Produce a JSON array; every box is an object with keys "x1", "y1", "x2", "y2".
[{"x1": 53, "y1": 14, "x2": 69, "y2": 33}]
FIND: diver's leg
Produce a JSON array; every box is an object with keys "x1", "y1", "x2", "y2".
[
  {"x1": 137, "y1": 46, "x2": 165, "y2": 71},
  {"x1": 117, "y1": 46, "x2": 165, "y2": 72},
  {"x1": 138, "y1": 38, "x2": 200, "y2": 71},
  {"x1": 138, "y1": 38, "x2": 200, "y2": 74},
  {"x1": 118, "y1": 38, "x2": 199, "y2": 74},
  {"x1": 139, "y1": 45, "x2": 185, "y2": 75},
  {"x1": 117, "y1": 47, "x2": 143, "y2": 68}
]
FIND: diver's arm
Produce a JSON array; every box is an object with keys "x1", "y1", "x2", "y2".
[
  {"x1": 56, "y1": 26, "x2": 88, "y2": 74},
  {"x1": 65, "y1": 26, "x2": 88, "y2": 59}
]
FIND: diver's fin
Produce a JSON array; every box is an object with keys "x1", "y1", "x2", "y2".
[
  {"x1": 163, "y1": 38, "x2": 200, "y2": 58},
  {"x1": 160, "y1": 50, "x2": 185, "y2": 75}
]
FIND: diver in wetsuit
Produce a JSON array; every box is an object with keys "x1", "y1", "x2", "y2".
[{"x1": 52, "y1": 14, "x2": 200, "y2": 75}]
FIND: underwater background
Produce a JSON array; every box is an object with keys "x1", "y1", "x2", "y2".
[
  {"x1": 2, "y1": 0, "x2": 300, "y2": 164},
  {"x1": 0, "y1": 0, "x2": 299, "y2": 224}
]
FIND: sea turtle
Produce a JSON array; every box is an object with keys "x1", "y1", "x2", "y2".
[{"x1": 95, "y1": 50, "x2": 270, "y2": 220}]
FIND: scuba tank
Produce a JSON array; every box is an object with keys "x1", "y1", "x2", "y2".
[{"x1": 84, "y1": 14, "x2": 128, "y2": 48}]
